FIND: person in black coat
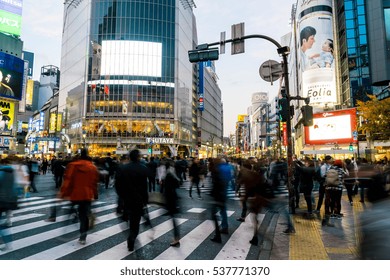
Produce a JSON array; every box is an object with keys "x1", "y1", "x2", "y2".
[
  {"x1": 115, "y1": 149, "x2": 151, "y2": 252},
  {"x1": 294, "y1": 158, "x2": 316, "y2": 216},
  {"x1": 163, "y1": 159, "x2": 181, "y2": 247},
  {"x1": 188, "y1": 158, "x2": 201, "y2": 199}
]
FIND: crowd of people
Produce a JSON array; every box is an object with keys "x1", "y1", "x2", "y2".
[{"x1": 0, "y1": 150, "x2": 389, "y2": 258}]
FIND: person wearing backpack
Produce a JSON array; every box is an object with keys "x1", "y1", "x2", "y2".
[{"x1": 322, "y1": 159, "x2": 348, "y2": 226}]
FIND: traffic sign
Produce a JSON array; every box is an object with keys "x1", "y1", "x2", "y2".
[{"x1": 259, "y1": 60, "x2": 283, "y2": 84}]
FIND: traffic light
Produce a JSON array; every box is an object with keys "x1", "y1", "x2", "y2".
[
  {"x1": 301, "y1": 105, "x2": 313, "y2": 126},
  {"x1": 148, "y1": 148, "x2": 152, "y2": 154},
  {"x1": 278, "y1": 97, "x2": 289, "y2": 122},
  {"x1": 349, "y1": 143, "x2": 354, "y2": 151},
  {"x1": 188, "y1": 47, "x2": 219, "y2": 63}
]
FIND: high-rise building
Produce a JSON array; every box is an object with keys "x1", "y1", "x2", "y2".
[{"x1": 58, "y1": 0, "x2": 202, "y2": 158}]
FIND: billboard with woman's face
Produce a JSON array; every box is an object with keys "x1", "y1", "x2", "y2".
[{"x1": 297, "y1": 0, "x2": 337, "y2": 105}]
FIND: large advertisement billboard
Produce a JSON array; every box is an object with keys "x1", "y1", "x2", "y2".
[
  {"x1": 100, "y1": 40, "x2": 162, "y2": 77},
  {"x1": 0, "y1": 51, "x2": 24, "y2": 101},
  {"x1": 297, "y1": 0, "x2": 337, "y2": 105},
  {"x1": 0, "y1": 0, "x2": 22, "y2": 36},
  {"x1": 0, "y1": 98, "x2": 15, "y2": 135},
  {"x1": 304, "y1": 108, "x2": 357, "y2": 145}
]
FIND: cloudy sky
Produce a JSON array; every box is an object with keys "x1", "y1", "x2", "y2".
[{"x1": 20, "y1": 0, "x2": 296, "y2": 136}]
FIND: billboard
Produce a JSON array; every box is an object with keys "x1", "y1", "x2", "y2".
[
  {"x1": 0, "y1": 51, "x2": 24, "y2": 101},
  {"x1": 22, "y1": 50, "x2": 34, "y2": 77},
  {"x1": 0, "y1": 98, "x2": 15, "y2": 135},
  {"x1": 100, "y1": 40, "x2": 162, "y2": 77},
  {"x1": 0, "y1": 0, "x2": 22, "y2": 36},
  {"x1": 304, "y1": 108, "x2": 357, "y2": 145},
  {"x1": 297, "y1": 0, "x2": 337, "y2": 105}
]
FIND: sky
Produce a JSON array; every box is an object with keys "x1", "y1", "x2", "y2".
[{"x1": 19, "y1": 0, "x2": 296, "y2": 137}]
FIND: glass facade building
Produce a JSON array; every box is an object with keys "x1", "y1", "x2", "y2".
[
  {"x1": 59, "y1": 0, "x2": 196, "y2": 157},
  {"x1": 335, "y1": 0, "x2": 390, "y2": 106}
]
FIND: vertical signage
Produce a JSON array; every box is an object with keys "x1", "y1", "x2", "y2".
[
  {"x1": 283, "y1": 123, "x2": 288, "y2": 146},
  {"x1": 297, "y1": 0, "x2": 337, "y2": 105},
  {"x1": 198, "y1": 62, "x2": 205, "y2": 111},
  {"x1": 39, "y1": 112, "x2": 44, "y2": 131}
]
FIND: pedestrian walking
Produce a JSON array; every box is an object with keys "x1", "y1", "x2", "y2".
[
  {"x1": 41, "y1": 159, "x2": 49, "y2": 175},
  {"x1": 0, "y1": 157, "x2": 18, "y2": 251},
  {"x1": 147, "y1": 156, "x2": 158, "y2": 192},
  {"x1": 294, "y1": 158, "x2": 316, "y2": 217},
  {"x1": 27, "y1": 157, "x2": 39, "y2": 193},
  {"x1": 344, "y1": 158, "x2": 357, "y2": 205},
  {"x1": 58, "y1": 149, "x2": 99, "y2": 245},
  {"x1": 189, "y1": 157, "x2": 201, "y2": 199},
  {"x1": 52, "y1": 155, "x2": 65, "y2": 189},
  {"x1": 115, "y1": 149, "x2": 151, "y2": 252},
  {"x1": 163, "y1": 159, "x2": 181, "y2": 247},
  {"x1": 209, "y1": 158, "x2": 231, "y2": 243}
]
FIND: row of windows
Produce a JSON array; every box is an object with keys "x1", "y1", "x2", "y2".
[{"x1": 92, "y1": 1, "x2": 175, "y2": 23}]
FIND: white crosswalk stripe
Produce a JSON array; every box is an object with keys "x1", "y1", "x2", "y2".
[{"x1": 0, "y1": 197, "x2": 268, "y2": 260}]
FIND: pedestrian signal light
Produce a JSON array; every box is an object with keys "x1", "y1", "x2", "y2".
[
  {"x1": 349, "y1": 143, "x2": 353, "y2": 151},
  {"x1": 148, "y1": 148, "x2": 152, "y2": 154},
  {"x1": 278, "y1": 97, "x2": 289, "y2": 122}
]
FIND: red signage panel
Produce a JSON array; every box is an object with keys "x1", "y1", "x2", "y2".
[{"x1": 304, "y1": 108, "x2": 357, "y2": 145}]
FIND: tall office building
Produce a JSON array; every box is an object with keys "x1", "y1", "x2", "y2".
[{"x1": 59, "y1": 0, "x2": 198, "y2": 157}]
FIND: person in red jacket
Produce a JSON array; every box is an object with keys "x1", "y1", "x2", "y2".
[{"x1": 59, "y1": 149, "x2": 99, "y2": 245}]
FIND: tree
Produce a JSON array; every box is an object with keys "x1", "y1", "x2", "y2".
[{"x1": 356, "y1": 95, "x2": 390, "y2": 140}]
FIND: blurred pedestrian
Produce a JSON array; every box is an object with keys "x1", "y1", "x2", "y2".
[
  {"x1": 52, "y1": 155, "x2": 65, "y2": 189},
  {"x1": 163, "y1": 159, "x2": 181, "y2": 247},
  {"x1": 199, "y1": 158, "x2": 208, "y2": 188},
  {"x1": 0, "y1": 157, "x2": 18, "y2": 251},
  {"x1": 209, "y1": 158, "x2": 231, "y2": 243},
  {"x1": 58, "y1": 149, "x2": 99, "y2": 245},
  {"x1": 359, "y1": 168, "x2": 389, "y2": 259},
  {"x1": 115, "y1": 149, "x2": 151, "y2": 252},
  {"x1": 344, "y1": 158, "x2": 357, "y2": 205},
  {"x1": 27, "y1": 157, "x2": 39, "y2": 193},
  {"x1": 294, "y1": 158, "x2": 316, "y2": 217},
  {"x1": 104, "y1": 152, "x2": 115, "y2": 189},
  {"x1": 41, "y1": 158, "x2": 49, "y2": 175},
  {"x1": 317, "y1": 156, "x2": 332, "y2": 214},
  {"x1": 147, "y1": 156, "x2": 158, "y2": 192},
  {"x1": 189, "y1": 157, "x2": 202, "y2": 199}
]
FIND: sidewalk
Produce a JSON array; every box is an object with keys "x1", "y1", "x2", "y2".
[{"x1": 268, "y1": 193, "x2": 364, "y2": 260}]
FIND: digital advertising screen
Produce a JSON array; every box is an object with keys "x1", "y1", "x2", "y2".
[
  {"x1": 304, "y1": 108, "x2": 357, "y2": 145},
  {"x1": 0, "y1": 0, "x2": 22, "y2": 36},
  {"x1": 100, "y1": 40, "x2": 162, "y2": 77},
  {"x1": 0, "y1": 51, "x2": 24, "y2": 101}
]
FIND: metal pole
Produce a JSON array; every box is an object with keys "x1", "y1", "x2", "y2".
[
  {"x1": 198, "y1": 34, "x2": 294, "y2": 213},
  {"x1": 281, "y1": 53, "x2": 295, "y2": 214}
]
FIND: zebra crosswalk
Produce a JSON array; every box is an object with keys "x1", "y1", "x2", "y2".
[{"x1": 0, "y1": 195, "x2": 270, "y2": 260}]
